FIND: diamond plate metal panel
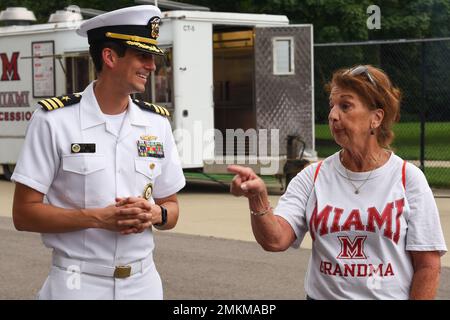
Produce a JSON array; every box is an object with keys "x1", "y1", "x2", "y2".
[{"x1": 254, "y1": 26, "x2": 313, "y2": 156}]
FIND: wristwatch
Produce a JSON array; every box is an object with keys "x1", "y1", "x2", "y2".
[{"x1": 154, "y1": 205, "x2": 167, "y2": 227}]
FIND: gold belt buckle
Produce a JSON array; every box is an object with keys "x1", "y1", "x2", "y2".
[{"x1": 114, "y1": 265, "x2": 132, "y2": 278}]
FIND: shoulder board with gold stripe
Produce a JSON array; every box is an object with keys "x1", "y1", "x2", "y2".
[
  {"x1": 133, "y1": 99, "x2": 170, "y2": 117},
  {"x1": 38, "y1": 93, "x2": 82, "y2": 112}
]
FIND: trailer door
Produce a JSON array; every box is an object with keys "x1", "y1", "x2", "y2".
[
  {"x1": 253, "y1": 25, "x2": 314, "y2": 157},
  {"x1": 213, "y1": 29, "x2": 255, "y2": 156}
]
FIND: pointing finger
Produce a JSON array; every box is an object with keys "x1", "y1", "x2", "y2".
[
  {"x1": 227, "y1": 165, "x2": 251, "y2": 176},
  {"x1": 228, "y1": 165, "x2": 258, "y2": 181}
]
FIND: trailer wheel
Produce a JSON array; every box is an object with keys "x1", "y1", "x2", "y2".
[{"x1": 2, "y1": 164, "x2": 15, "y2": 181}]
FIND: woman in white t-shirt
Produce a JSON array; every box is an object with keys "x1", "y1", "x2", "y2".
[{"x1": 228, "y1": 65, "x2": 447, "y2": 300}]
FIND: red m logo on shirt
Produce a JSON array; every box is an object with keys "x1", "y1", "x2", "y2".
[{"x1": 337, "y1": 236, "x2": 367, "y2": 259}]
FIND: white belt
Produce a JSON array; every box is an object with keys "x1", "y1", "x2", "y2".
[{"x1": 52, "y1": 253, "x2": 154, "y2": 279}]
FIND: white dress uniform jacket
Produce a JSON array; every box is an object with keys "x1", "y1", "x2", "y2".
[{"x1": 12, "y1": 81, "x2": 186, "y2": 299}]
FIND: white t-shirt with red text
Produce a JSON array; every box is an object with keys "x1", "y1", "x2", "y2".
[{"x1": 274, "y1": 151, "x2": 447, "y2": 300}]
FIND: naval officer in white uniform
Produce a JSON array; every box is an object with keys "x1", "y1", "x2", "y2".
[{"x1": 11, "y1": 5, "x2": 186, "y2": 299}]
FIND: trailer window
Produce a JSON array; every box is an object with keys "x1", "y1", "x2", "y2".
[{"x1": 273, "y1": 37, "x2": 295, "y2": 75}]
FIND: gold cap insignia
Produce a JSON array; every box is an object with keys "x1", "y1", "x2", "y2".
[{"x1": 149, "y1": 16, "x2": 160, "y2": 39}]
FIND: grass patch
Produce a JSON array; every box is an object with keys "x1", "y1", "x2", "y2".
[
  {"x1": 184, "y1": 172, "x2": 280, "y2": 185},
  {"x1": 316, "y1": 122, "x2": 450, "y2": 160},
  {"x1": 315, "y1": 122, "x2": 450, "y2": 187},
  {"x1": 425, "y1": 167, "x2": 450, "y2": 189}
]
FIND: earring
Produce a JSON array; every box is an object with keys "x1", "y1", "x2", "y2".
[{"x1": 370, "y1": 124, "x2": 375, "y2": 135}]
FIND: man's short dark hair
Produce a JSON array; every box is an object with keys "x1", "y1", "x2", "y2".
[{"x1": 89, "y1": 41, "x2": 127, "y2": 73}]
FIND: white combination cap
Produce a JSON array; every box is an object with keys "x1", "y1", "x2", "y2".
[{"x1": 77, "y1": 5, "x2": 163, "y2": 55}]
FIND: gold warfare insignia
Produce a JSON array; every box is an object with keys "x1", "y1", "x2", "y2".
[
  {"x1": 140, "y1": 135, "x2": 158, "y2": 141},
  {"x1": 150, "y1": 16, "x2": 160, "y2": 39},
  {"x1": 143, "y1": 183, "x2": 153, "y2": 200},
  {"x1": 71, "y1": 144, "x2": 81, "y2": 153}
]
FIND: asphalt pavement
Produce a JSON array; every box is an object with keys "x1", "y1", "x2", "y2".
[{"x1": 1, "y1": 180, "x2": 449, "y2": 299}]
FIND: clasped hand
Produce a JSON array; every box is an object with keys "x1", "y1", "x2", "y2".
[{"x1": 102, "y1": 197, "x2": 160, "y2": 235}]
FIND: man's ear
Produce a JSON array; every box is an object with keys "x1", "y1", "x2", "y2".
[{"x1": 102, "y1": 48, "x2": 116, "y2": 69}]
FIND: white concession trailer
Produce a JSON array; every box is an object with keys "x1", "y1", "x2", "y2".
[{"x1": 0, "y1": 8, "x2": 315, "y2": 180}]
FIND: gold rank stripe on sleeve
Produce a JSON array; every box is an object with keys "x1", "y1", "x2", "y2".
[
  {"x1": 38, "y1": 94, "x2": 82, "y2": 111},
  {"x1": 153, "y1": 104, "x2": 163, "y2": 115},
  {"x1": 152, "y1": 104, "x2": 170, "y2": 116},
  {"x1": 38, "y1": 99, "x2": 54, "y2": 111},
  {"x1": 51, "y1": 97, "x2": 65, "y2": 108},
  {"x1": 133, "y1": 99, "x2": 170, "y2": 117}
]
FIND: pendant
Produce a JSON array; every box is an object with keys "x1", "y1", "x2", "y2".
[{"x1": 355, "y1": 190, "x2": 359, "y2": 194}]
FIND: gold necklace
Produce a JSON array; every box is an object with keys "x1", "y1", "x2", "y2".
[
  {"x1": 340, "y1": 151, "x2": 381, "y2": 194},
  {"x1": 343, "y1": 166, "x2": 374, "y2": 194}
]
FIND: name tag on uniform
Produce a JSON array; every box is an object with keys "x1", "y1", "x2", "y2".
[{"x1": 71, "y1": 143, "x2": 96, "y2": 153}]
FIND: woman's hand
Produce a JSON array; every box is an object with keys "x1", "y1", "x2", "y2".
[{"x1": 227, "y1": 165, "x2": 268, "y2": 198}]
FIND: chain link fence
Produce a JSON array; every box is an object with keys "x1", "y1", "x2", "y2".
[{"x1": 314, "y1": 38, "x2": 450, "y2": 189}]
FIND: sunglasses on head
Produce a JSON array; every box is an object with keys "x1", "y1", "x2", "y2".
[{"x1": 344, "y1": 65, "x2": 378, "y2": 88}]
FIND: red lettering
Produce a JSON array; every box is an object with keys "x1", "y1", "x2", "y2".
[
  {"x1": 320, "y1": 262, "x2": 395, "y2": 277},
  {"x1": 344, "y1": 264, "x2": 355, "y2": 276},
  {"x1": 309, "y1": 204, "x2": 332, "y2": 240},
  {"x1": 393, "y1": 199, "x2": 404, "y2": 244},
  {"x1": 7, "y1": 92, "x2": 14, "y2": 105},
  {"x1": 1, "y1": 52, "x2": 20, "y2": 81},
  {"x1": 366, "y1": 202, "x2": 394, "y2": 239},
  {"x1": 357, "y1": 264, "x2": 367, "y2": 277},
  {"x1": 330, "y1": 207, "x2": 343, "y2": 233},
  {"x1": 332, "y1": 263, "x2": 343, "y2": 276},
  {"x1": 0, "y1": 111, "x2": 32, "y2": 122},
  {"x1": 369, "y1": 264, "x2": 383, "y2": 277},
  {"x1": 337, "y1": 236, "x2": 367, "y2": 259},
  {"x1": 0, "y1": 91, "x2": 30, "y2": 108},
  {"x1": 14, "y1": 91, "x2": 28, "y2": 107},
  {"x1": 341, "y1": 209, "x2": 364, "y2": 231},
  {"x1": 322, "y1": 261, "x2": 332, "y2": 275},
  {"x1": 309, "y1": 198, "x2": 405, "y2": 244},
  {"x1": 384, "y1": 263, "x2": 394, "y2": 276}
]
